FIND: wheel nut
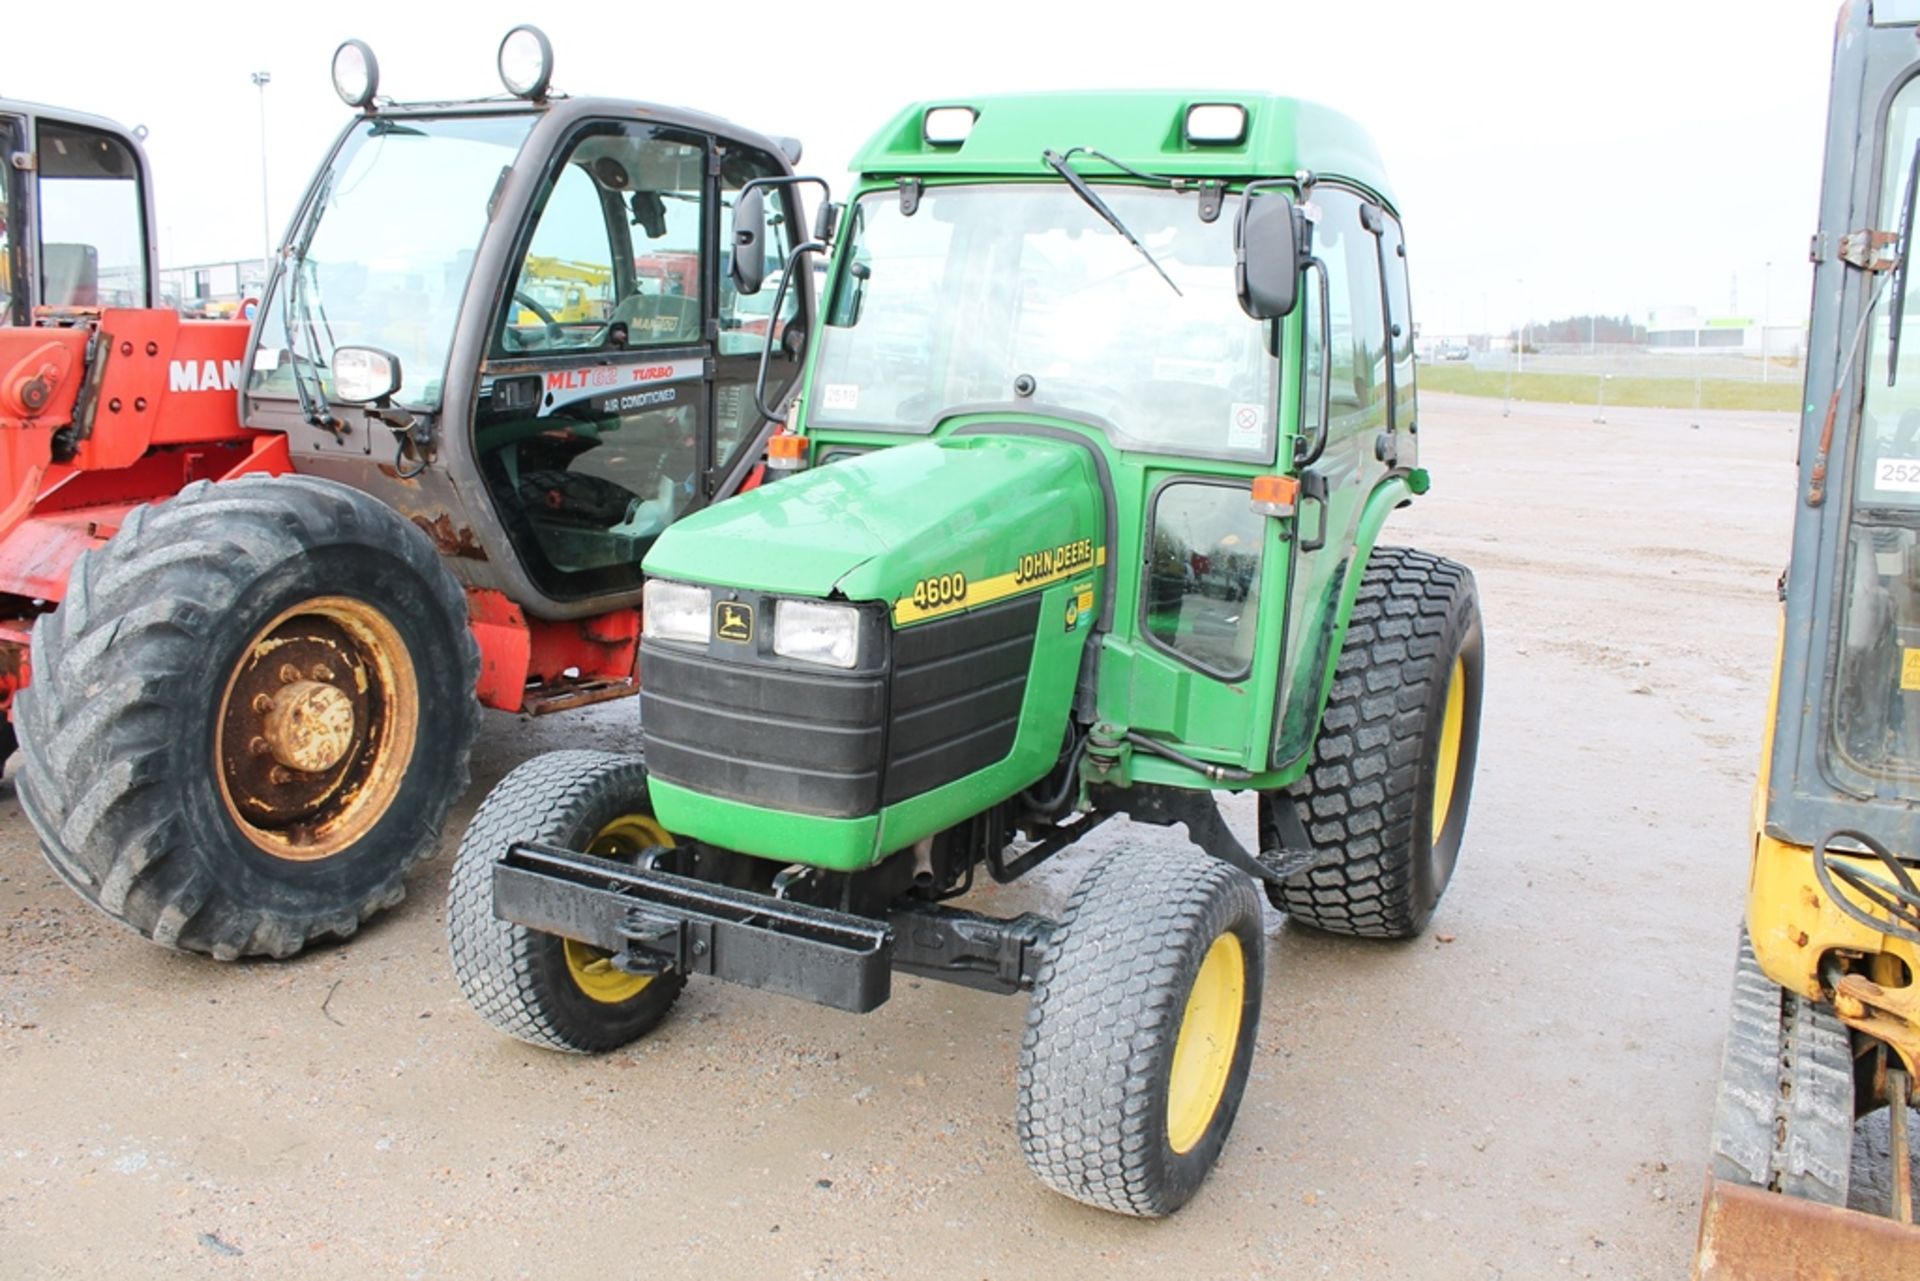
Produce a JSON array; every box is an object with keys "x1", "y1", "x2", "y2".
[
  {"x1": 278, "y1": 663, "x2": 303, "y2": 684},
  {"x1": 268, "y1": 765, "x2": 295, "y2": 785},
  {"x1": 252, "y1": 693, "x2": 275, "y2": 714},
  {"x1": 248, "y1": 737, "x2": 271, "y2": 757},
  {"x1": 309, "y1": 663, "x2": 336, "y2": 682}
]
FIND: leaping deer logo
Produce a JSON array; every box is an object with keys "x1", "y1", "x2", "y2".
[{"x1": 716, "y1": 601, "x2": 753, "y2": 642}]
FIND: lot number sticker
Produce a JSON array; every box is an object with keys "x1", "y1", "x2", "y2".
[{"x1": 1876, "y1": 457, "x2": 1920, "y2": 492}]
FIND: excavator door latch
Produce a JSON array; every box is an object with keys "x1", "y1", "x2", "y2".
[{"x1": 1839, "y1": 228, "x2": 1900, "y2": 272}]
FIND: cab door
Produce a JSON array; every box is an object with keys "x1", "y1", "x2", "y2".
[
  {"x1": 1269, "y1": 185, "x2": 1401, "y2": 771},
  {"x1": 474, "y1": 121, "x2": 717, "y2": 603}
]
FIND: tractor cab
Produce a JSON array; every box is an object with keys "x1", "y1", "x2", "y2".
[
  {"x1": 240, "y1": 30, "x2": 813, "y2": 627},
  {"x1": 0, "y1": 98, "x2": 158, "y2": 324}
]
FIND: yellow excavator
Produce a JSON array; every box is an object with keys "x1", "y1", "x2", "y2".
[
  {"x1": 1695, "y1": 3, "x2": 1920, "y2": 1275},
  {"x1": 513, "y1": 254, "x2": 614, "y2": 325}
]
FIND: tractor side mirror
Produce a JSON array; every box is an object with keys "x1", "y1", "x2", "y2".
[
  {"x1": 813, "y1": 201, "x2": 841, "y2": 245},
  {"x1": 730, "y1": 186, "x2": 767, "y2": 296},
  {"x1": 333, "y1": 346, "x2": 402, "y2": 404},
  {"x1": 1236, "y1": 197, "x2": 1301, "y2": 321}
]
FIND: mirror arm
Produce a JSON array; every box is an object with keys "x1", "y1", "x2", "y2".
[{"x1": 751, "y1": 239, "x2": 824, "y2": 425}]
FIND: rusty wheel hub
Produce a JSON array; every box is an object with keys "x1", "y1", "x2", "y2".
[{"x1": 216, "y1": 597, "x2": 419, "y2": 862}]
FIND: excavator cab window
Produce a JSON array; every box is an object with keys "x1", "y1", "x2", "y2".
[
  {"x1": 33, "y1": 119, "x2": 147, "y2": 309},
  {"x1": 1831, "y1": 74, "x2": 1920, "y2": 796}
]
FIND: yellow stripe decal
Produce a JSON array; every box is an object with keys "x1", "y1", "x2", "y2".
[{"x1": 893, "y1": 546, "x2": 1106, "y2": 625}]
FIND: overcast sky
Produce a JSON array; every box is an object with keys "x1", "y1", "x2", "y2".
[{"x1": 5, "y1": 0, "x2": 1839, "y2": 334}]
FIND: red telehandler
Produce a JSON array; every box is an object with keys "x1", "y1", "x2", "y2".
[{"x1": 0, "y1": 29, "x2": 813, "y2": 957}]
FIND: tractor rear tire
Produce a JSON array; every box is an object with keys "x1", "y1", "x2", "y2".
[
  {"x1": 1265, "y1": 546, "x2": 1482, "y2": 939},
  {"x1": 449, "y1": 750, "x2": 686, "y2": 1054},
  {"x1": 15, "y1": 474, "x2": 478, "y2": 959},
  {"x1": 1017, "y1": 845, "x2": 1264, "y2": 1217}
]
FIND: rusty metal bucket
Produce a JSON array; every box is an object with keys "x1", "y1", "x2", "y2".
[{"x1": 1692, "y1": 1174, "x2": 1920, "y2": 1279}]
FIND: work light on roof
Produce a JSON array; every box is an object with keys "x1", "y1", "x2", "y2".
[
  {"x1": 498, "y1": 25, "x2": 555, "y2": 101},
  {"x1": 1185, "y1": 103, "x2": 1247, "y2": 145},
  {"x1": 923, "y1": 106, "x2": 977, "y2": 147},
  {"x1": 330, "y1": 39, "x2": 380, "y2": 110}
]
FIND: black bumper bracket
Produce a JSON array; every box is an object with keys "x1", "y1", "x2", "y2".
[{"x1": 493, "y1": 842, "x2": 893, "y2": 1013}]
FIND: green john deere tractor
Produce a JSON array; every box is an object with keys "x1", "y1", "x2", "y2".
[{"x1": 450, "y1": 91, "x2": 1484, "y2": 1216}]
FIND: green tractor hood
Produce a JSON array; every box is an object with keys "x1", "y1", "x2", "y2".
[{"x1": 644, "y1": 433, "x2": 1107, "y2": 619}]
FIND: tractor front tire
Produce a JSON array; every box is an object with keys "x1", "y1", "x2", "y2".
[
  {"x1": 449, "y1": 750, "x2": 685, "y2": 1054},
  {"x1": 1266, "y1": 546, "x2": 1483, "y2": 939},
  {"x1": 1017, "y1": 846, "x2": 1265, "y2": 1217},
  {"x1": 16, "y1": 475, "x2": 479, "y2": 959}
]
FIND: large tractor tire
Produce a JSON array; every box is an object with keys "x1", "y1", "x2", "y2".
[
  {"x1": 1265, "y1": 546, "x2": 1483, "y2": 939},
  {"x1": 449, "y1": 750, "x2": 685, "y2": 1054},
  {"x1": 1017, "y1": 845, "x2": 1265, "y2": 1217},
  {"x1": 16, "y1": 474, "x2": 479, "y2": 959}
]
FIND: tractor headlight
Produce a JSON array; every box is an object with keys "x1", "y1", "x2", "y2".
[
  {"x1": 642, "y1": 580, "x2": 711, "y2": 645},
  {"x1": 773, "y1": 599, "x2": 860, "y2": 669},
  {"x1": 331, "y1": 39, "x2": 380, "y2": 110},
  {"x1": 497, "y1": 24, "x2": 555, "y2": 101}
]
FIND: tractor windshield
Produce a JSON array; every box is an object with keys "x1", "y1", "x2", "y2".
[
  {"x1": 248, "y1": 113, "x2": 537, "y2": 409},
  {"x1": 810, "y1": 183, "x2": 1276, "y2": 460}
]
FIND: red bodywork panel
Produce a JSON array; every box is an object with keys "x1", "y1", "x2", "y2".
[
  {"x1": 0, "y1": 311, "x2": 291, "y2": 715},
  {"x1": 467, "y1": 588, "x2": 640, "y2": 715}
]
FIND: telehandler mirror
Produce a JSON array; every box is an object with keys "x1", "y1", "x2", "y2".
[
  {"x1": 730, "y1": 186, "x2": 768, "y2": 296},
  {"x1": 1236, "y1": 196, "x2": 1300, "y2": 321},
  {"x1": 629, "y1": 191, "x2": 667, "y2": 240},
  {"x1": 332, "y1": 346, "x2": 402, "y2": 404}
]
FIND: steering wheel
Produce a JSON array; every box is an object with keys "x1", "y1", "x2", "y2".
[{"x1": 510, "y1": 289, "x2": 567, "y2": 351}]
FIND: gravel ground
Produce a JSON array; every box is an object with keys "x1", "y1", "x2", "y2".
[{"x1": 0, "y1": 393, "x2": 1899, "y2": 1278}]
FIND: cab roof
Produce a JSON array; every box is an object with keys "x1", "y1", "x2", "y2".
[{"x1": 851, "y1": 91, "x2": 1395, "y2": 209}]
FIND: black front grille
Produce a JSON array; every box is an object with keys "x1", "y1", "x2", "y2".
[
  {"x1": 885, "y1": 595, "x2": 1039, "y2": 804},
  {"x1": 641, "y1": 593, "x2": 1041, "y2": 820},
  {"x1": 642, "y1": 645, "x2": 887, "y2": 817}
]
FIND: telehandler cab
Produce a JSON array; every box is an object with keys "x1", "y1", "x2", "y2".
[
  {"x1": 0, "y1": 30, "x2": 813, "y2": 958},
  {"x1": 1696, "y1": 3, "x2": 1920, "y2": 1272},
  {"x1": 453, "y1": 91, "x2": 1484, "y2": 1215}
]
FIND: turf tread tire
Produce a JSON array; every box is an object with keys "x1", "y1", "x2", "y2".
[
  {"x1": 449, "y1": 750, "x2": 685, "y2": 1054},
  {"x1": 1268, "y1": 545, "x2": 1482, "y2": 939},
  {"x1": 15, "y1": 475, "x2": 479, "y2": 959},
  {"x1": 1016, "y1": 846, "x2": 1264, "y2": 1217}
]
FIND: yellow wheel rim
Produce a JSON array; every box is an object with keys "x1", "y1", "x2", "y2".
[
  {"x1": 1430, "y1": 656, "x2": 1467, "y2": 845},
  {"x1": 1166, "y1": 931, "x2": 1247, "y2": 1155},
  {"x1": 563, "y1": 813, "x2": 673, "y2": 1005},
  {"x1": 214, "y1": 596, "x2": 419, "y2": 862}
]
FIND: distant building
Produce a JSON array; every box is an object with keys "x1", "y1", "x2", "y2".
[
  {"x1": 1646, "y1": 305, "x2": 1804, "y2": 357},
  {"x1": 158, "y1": 259, "x2": 269, "y2": 317}
]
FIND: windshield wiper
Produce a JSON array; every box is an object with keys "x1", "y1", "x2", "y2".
[
  {"x1": 280, "y1": 171, "x2": 344, "y2": 435},
  {"x1": 1041, "y1": 149, "x2": 1182, "y2": 297},
  {"x1": 1889, "y1": 137, "x2": 1920, "y2": 386}
]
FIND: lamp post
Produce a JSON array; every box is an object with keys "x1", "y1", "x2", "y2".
[
  {"x1": 1516, "y1": 277, "x2": 1526, "y2": 374},
  {"x1": 252, "y1": 71, "x2": 272, "y2": 286},
  {"x1": 1762, "y1": 260, "x2": 1773, "y2": 385}
]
